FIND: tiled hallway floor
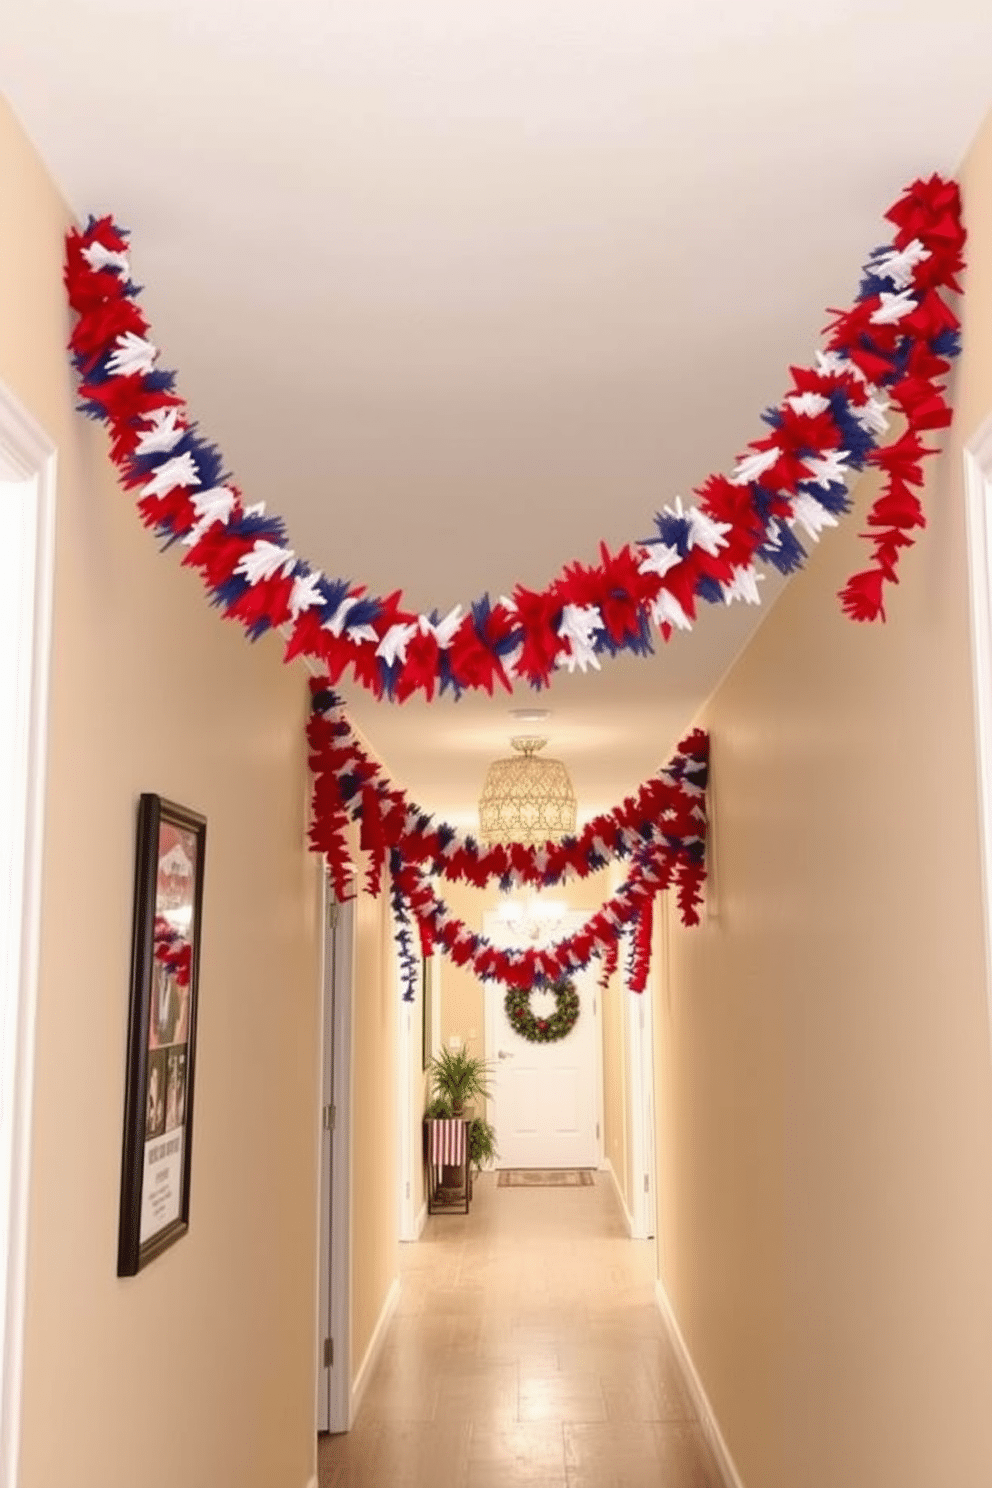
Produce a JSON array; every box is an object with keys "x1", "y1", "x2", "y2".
[{"x1": 317, "y1": 1171, "x2": 722, "y2": 1487}]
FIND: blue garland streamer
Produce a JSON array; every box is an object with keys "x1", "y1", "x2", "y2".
[{"x1": 389, "y1": 850, "x2": 420, "y2": 1003}]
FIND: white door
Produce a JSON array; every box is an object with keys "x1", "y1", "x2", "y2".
[{"x1": 484, "y1": 910, "x2": 601, "y2": 1169}]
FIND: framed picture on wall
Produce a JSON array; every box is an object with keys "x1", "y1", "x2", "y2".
[{"x1": 117, "y1": 794, "x2": 206, "y2": 1276}]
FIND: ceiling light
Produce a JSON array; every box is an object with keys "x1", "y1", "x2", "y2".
[
  {"x1": 495, "y1": 892, "x2": 569, "y2": 942},
  {"x1": 478, "y1": 736, "x2": 577, "y2": 846}
]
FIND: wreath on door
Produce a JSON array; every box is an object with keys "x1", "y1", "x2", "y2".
[{"x1": 505, "y1": 977, "x2": 580, "y2": 1044}]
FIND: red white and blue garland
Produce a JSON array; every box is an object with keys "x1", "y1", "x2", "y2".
[
  {"x1": 305, "y1": 682, "x2": 708, "y2": 999},
  {"x1": 307, "y1": 683, "x2": 708, "y2": 907},
  {"x1": 59, "y1": 178, "x2": 963, "y2": 1003},
  {"x1": 389, "y1": 835, "x2": 683, "y2": 999},
  {"x1": 306, "y1": 691, "x2": 708, "y2": 998},
  {"x1": 63, "y1": 176, "x2": 965, "y2": 705}
]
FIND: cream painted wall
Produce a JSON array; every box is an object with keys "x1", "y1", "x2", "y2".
[
  {"x1": 656, "y1": 112, "x2": 992, "y2": 1488},
  {"x1": 437, "y1": 879, "x2": 490, "y2": 1059},
  {"x1": 0, "y1": 101, "x2": 323, "y2": 1488}
]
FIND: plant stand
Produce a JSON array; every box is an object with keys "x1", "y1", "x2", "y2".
[{"x1": 425, "y1": 1117, "x2": 471, "y2": 1215}]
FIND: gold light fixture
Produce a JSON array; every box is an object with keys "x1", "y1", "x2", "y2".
[{"x1": 478, "y1": 736, "x2": 577, "y2": 846}]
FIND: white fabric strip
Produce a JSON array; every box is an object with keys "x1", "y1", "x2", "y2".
[{"x1": 430, "y1": 1118, "x2": 466, "y2": 1170}]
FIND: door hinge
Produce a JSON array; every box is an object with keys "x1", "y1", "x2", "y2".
[
  {"x1": 596, "y1": 1122, "x2": 600, "y2": 1139},
  {"x1": 327, "y1": 900, "x2": 340, "y2": 931},
  {"x1": 322, "y1": 1104, "x2": 336, "y2": 1132},
  {"x1": 323, "y1": 1337, "x2": 333, "y2": 1368},
  {"x1": 644, "y1": 1174, "x2": 649, "y2": 1194},
  {"x1": 405, "y1": 1180, "x2": 410, "y2": 1199}
]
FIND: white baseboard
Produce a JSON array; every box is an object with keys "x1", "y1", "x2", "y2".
[
  {"x1": 654, "y1": 1280, "x2": 745, "y2": 1488},
  {"x1": 350, "y1": 1275, "x2": 400, "y2": 1422},
  {"x1": 399, "y1": 1199, "x2": 427, "y2": 1243},
  {"x1": 603, "y1": 1157, "x2": 634, "y2": 1236}
]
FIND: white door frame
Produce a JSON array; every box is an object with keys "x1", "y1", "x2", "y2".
[
  {"x1": 397, "y1": 984, "x2": 416, "y2": 1243},
  {"x1": 0, "y1": 385, "x2": 56, "y2": 1488},
  {"x1": 483, "y1": 911, "x2": 603, "y2": 1169},
  {"x1": 624, "y1": 980, "x2": 656, "y2": 1239},
  {"x1": 396, "y1": 942, "x2": 416, "y2": 1243},
  {"x1": 315, "y1": 885, "x2": 354, "y2": 1434},
  {"x1": 964, "y1": 417, "x2": 992, "y2": 1072},
  {"x1": 397, "y1": 948, "x2": 437, "y2": 1242}
]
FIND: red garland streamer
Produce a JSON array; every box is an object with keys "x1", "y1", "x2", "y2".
[
  {"x1": 62, "y1": 176, "x2": 965, "y2": 706},
  {"x1": 306, "y1": 683, "x2": 708, "y2": 995},
  {"x1": 833, "y1": 177, "x2": 966, "y2": 620},
  {"x1": 626, "y1": 902, "x2": 654, "y2": 995},
  {"x1": 391, "y1": 846, "x2": 683, "y2": 992},
  {"x1": 303, "y1": 688, "x2": 708, "y2": 990},
  {"x1": 307, "y1": 684, "x2": 709, "y2": 912}
]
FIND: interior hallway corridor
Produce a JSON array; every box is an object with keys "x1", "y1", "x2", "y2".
[{"x1": 318, "y1": 1172, "x2": 722, "y2": 1487}]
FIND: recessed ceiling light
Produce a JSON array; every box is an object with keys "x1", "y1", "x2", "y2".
[{"x1": 510, "y1": 707, "x2": 551, "y2": 723}]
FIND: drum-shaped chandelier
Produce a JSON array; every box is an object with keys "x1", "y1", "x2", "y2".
[{"x1": 478, "y1": 737, "x2": 577, "y2": 846}]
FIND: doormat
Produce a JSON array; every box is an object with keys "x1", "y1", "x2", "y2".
[{"x1": 497, "y1": 1169, "x2": 595, "y2": 1188}]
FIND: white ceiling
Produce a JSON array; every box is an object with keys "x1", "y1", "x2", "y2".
[{"x1": 4, "y1": 2, "x2": 992, "y2": 825}]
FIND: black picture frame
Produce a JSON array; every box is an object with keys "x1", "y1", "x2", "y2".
[{"x1": 117, "y1": 794, "x2": 206, "y2": 1276}]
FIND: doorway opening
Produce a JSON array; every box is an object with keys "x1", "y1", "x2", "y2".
[
  {"x1": 483, "y1": 909, "x2": 603, "y2": 1171},
  {"x1": 0, "y1": 385, "x2": 56, "y2": 1488}
]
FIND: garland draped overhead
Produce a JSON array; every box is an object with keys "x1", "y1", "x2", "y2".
[
  {"x1": 63, "y1": 176, "x2": 964, "y2": 704},
  {"x1": 390, "y1": 839, "x2": 677, "y2": 999},
  {"x1": 303, "y1": 683, "x2": 709, "y2": 999},
  {"x1": 306, "y1": 684, "x2": 708, "y2": 919}
]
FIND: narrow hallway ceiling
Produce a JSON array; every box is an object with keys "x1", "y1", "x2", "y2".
[{"x1": 3, "y1": 2, "x2": 991, "y2": 822}]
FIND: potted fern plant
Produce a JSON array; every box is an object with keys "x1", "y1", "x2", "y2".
[
  {"x1": 427, "y1": 1046, "x2": 492, "y2": 1117},
  {"x1": 467, "y1": 1113, "x2": 499, "y2": 1177},
  {"x1": 425, "y1": 1048, "x2": 497, "y2": 1197}
]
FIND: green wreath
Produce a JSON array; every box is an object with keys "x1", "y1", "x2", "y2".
[{"x1": 504, "y1": 977, "x2": 580, "y2": 1044}]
